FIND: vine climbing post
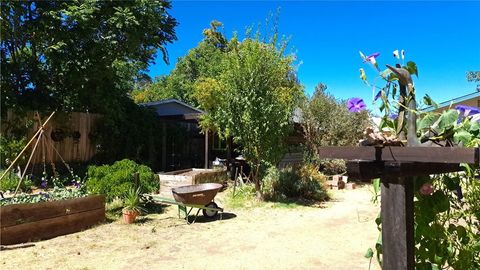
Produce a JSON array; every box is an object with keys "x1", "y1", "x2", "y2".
[{"x1": 381, "y1": 65, "x2": 417, "y2": 270}]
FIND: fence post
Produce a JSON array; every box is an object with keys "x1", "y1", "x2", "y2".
[{"x1": 381, "y1": 169, "x2": 414, "y2": 270}]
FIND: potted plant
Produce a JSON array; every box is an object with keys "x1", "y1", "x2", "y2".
[{"x1": 122, "y1": 187, "x2": 145, "y2": 224}]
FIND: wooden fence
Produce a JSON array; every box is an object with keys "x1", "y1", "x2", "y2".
[{"x1": 3, "y1": 111, "x2": 102, "y2": 165}]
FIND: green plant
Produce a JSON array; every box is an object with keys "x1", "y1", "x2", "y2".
[
  {"x1": 263, "y1": 164, "x2": 329, "y2": 202},
  {"x1": 355, "y1": 51, "x2": 480, "y2": 269},
  {"x1": 86, "y1": 159, "x2": 159, "y2": 202},
  {"x1": 0, "y1": 135, "x2": 26, "y2": 168},
  {"x1": 0, "y1": 187, "x2": 87, "y2": 206},
  {"x1": 122, "y1": 187, "x2": 146, "y2": 214},
  {"x1": 0, "y1": 171, "x2": 33, "y2": 193},
  {"x1": 318, "y1": 159, "x2": 347, "y2": 175}
]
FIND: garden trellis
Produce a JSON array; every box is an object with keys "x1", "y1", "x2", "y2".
[
  {"x1": 0, "y1": 111, "x2": 77, "y2": 196},
  {"x1": 318, "y1": 65, "x2": 479, "y2": 270}
]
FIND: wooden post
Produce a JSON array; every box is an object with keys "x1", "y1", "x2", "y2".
[
  {"x1": 161, "y1": 122, "x2": 166, "y2": 171},
  {"x1": 204, "y1": 129, "x2": 209, "y2": 169},
  {"x1": 381, "y1": 167, "x2": 415, "y2": 270}
]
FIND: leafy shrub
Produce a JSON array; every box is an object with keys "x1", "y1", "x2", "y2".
[
  {"x1": 0, "y1": 171, "x2": 33, "y2": 192},
  {"x1": 86, "y1": 159, "x2": 159, "y2": 202},
  {"x1": 263, "y1": 164, "x2": 329, "y2": 202},
  {"x1": 0, "y1": 135, "x2": 26, "y2": 168},
  {"x1": 318, "y1": 159, "x2": 346, "y2": 175}
]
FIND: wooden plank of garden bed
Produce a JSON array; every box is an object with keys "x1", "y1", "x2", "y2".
[
  {"x1": 318, "y1": 146, "x2": 479, "y2": 164},
  {"x1": 0, "y1": 208, "x2": 105, "y2": 245},
  {"x1": 0, "y1": 195, "x2": 105, "y2": 228}
]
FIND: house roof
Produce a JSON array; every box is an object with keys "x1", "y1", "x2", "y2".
[
  {"x1": 141, "y1": 99, "x2": 204, "y2": 120},
  {"x1": 423, "y1": 91, "x2": 480, "y2": 112}
]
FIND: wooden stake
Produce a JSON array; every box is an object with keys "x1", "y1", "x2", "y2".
[
  {"x1": 13, "y1": 129, "x2": 44, "y2": 196},
  {"x1": 0, "y1": 111, "x2": 55, "y2": 182}
]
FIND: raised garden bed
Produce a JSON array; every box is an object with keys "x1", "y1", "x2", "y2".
[
  {"x1": 0, "y1": 195, "x2": 105, "y2": 245},
  {"x1": 158, "y1": 168, "x2": 228, "y2": 185}
]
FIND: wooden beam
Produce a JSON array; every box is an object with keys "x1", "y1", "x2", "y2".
[
  {"x1": 204, "y1": 129, "x2": 209, "y2": 169},
  {"x1": 381, "y1": 175, "x2": 415, "y2": 270},
  {"x1": 319, "y1": 146, "x2": 479, "y2": 164},
  {"x1": 346, "y1": 161, "x2": 462, "y2": 181}
]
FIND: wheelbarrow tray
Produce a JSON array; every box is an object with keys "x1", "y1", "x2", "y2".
[
  {"x1": 172, "y1": 183, "x2": 223, "y2": 206},
  {"x1": 144, "y1": 183, "x2": 224, "y2": 224}
]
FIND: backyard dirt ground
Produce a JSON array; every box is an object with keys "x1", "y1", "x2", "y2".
[{"x1": 1, "y1": 183, "x2": 381, "y2": 270}]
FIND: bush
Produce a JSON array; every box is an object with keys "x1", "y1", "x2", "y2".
[
  {"x1": 0, "y1": 171, "x2": 33, "y2": 193},
  {"x1": 86, "y1": 159, "x2": 159, "y2": 202},
  {"x1": 263, "y1": 164, "x2": 329, "y2": 202},
  {"x1": 318, "y1": 159, "x2": 346, "y2": 175}
]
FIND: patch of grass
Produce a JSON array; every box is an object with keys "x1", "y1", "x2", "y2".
[
  {"x1": 224, "y1": 184, "x2": 262, "y2": 209},
  {"x1": 224, "y1": 183, "x2": 309, "y2": 210}
]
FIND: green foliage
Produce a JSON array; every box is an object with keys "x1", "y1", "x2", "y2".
[
  {"x1": 131, "y1": 21, "x2": 228, "y2": 105},
  {"x1": 0, "y1": 187, "x2": 87, "y2": 206},
  {"x1": 133, "y1": 19, "x2": 303, "y2": 194},
  {"x1": 0, "y1": 135, "x2": 26, "y2": 168},
  {"x1": 1, "y1": 0, "x2": 177, "y2": 114},
  {"x1": 318, "y1": 159, "x2": 347, "y2": 175},
  {"x1": 86, "y1": 159, "x2": 158, "y2": 202},
  {"x1": 302, "y1": 83, "x2": 370, "y2": 158},
  {"x1": 360, "y1": 54, "x2": 479, "y2": 268},
  {"x1": 90, "y1": 98, "x2": 162, "y2": 167},
  {"x1": 216, "y1": 34, "x2": 303, "y2": 188},
  {"x1": 225, "y1": 183, "x2": 260, "y2": 209},
  {"x1": 262, "y1": 164, "x2": 329, "y2": 202},
  {"x1": 412, "y1": 172, "x2": 480, "y2": 269},
  {"x1": 466, "y1": 71, "x2": 480, "y2": 82},
  {"x1": 0, "y1": 171, "x2": 33, "y2": 193},
  {"x1": 122, "y1": 187, "x2": 146, "y2": 214}
]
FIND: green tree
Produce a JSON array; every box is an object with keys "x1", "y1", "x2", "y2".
[
  {"x1": 210, "y1": 36, "x2": 303, "y2": 194},
  {"x1": 466, "y1": 71, "x2": 480, "y2": 82},
  {"x1": 1, "y1": 0, "x2": 177, "y2": 114},
  {"x1": 131, "y1": 20, "x2": 228, "y2": 105},
  {"x1": 302, "y1": 83, "x2": 370, "y2": 158}
]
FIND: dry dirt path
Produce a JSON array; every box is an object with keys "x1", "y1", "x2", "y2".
[{"x1": 1, "y1": 185, "x2": 381, "y2": 270}]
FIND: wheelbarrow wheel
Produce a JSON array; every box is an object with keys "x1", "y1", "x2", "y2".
[{"x1": 202, "y1": 202, "x2": 219, "y2": 218}]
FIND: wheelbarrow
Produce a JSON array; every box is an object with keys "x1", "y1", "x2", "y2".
[{"x1": 144, "y1": 183, "x2": 224, "y2": 224}]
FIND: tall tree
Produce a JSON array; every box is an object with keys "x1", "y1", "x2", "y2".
[
  {"x1": 302, "y1": 83, "x2": 370, "y2": 158},
  {"x1": 201, "y1": 35, "x2": 303, "y2": 194},
  {"x1": 131, "y1": 20, "x2": 228, "y2": 105},
  {"x1": 1, "y1": 0, "x2": 177, "y2": 114}
]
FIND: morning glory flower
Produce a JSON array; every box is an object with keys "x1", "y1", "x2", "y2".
[
  {"x1": 456, "y1": 186, "x2": 463, "y2": 201},
  {"x1": 455, "y1": 105, "x2": 480, "y2": 117},
  {"x1": 393, "y1": 50, "x2": 400, "y2": 59},
  {"x1": 362, "y1": 52, "x2": 380, "y2": 63},
  {"x1": 389, "y1": 113, "x2": 398, "y2": 120},
  {"x1": 347, "y1": 98, "x2": 366, "y2": 113},
  {"x1": 40, "y1": 178, "x2": 48, "y2": 189}
]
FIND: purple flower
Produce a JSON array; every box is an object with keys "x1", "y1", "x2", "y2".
[
  {"x1": 389, "y1": 113, "x2": 398, "y2": 120},
  {"x1": 40, "y1": 179, "x2": 48, "y2": 189},
  {"x1": 455, "y1": 105, "x2": 480, "y2": 117},
  {"x1": 374, "y1": 90, "x2": 382, "y2": 101},
  {"x1": 71, "y1": 179, "x2": 81, "y2": 189},
  {"x1": 347, "y1": 98, "x2": 366, "y2": 113},
  {"x1": 456, "y1": 186, "x2": 463, "y2": 201},
  {"x1": 362, "y1": 52, "x2": 380, "y2": 63}
]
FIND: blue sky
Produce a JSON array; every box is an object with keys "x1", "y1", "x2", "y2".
[{"x1": 148, "y1": 1, "x2": 479, "y2": 111}]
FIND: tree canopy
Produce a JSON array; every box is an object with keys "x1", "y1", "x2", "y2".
[
  {"x1": 131, "y1": 20, "x2": 228, "y2": 105},
  {"x1": 302, "y1": 83, "x2": 370, "y2": 158},
  {"x1": 1, "y1": 0, "x2": 177, "y2": 114}
]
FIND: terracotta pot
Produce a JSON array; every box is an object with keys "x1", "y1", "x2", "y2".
[{"x1": 122, "y1": 209, "x2": 138, "y2": 224}]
